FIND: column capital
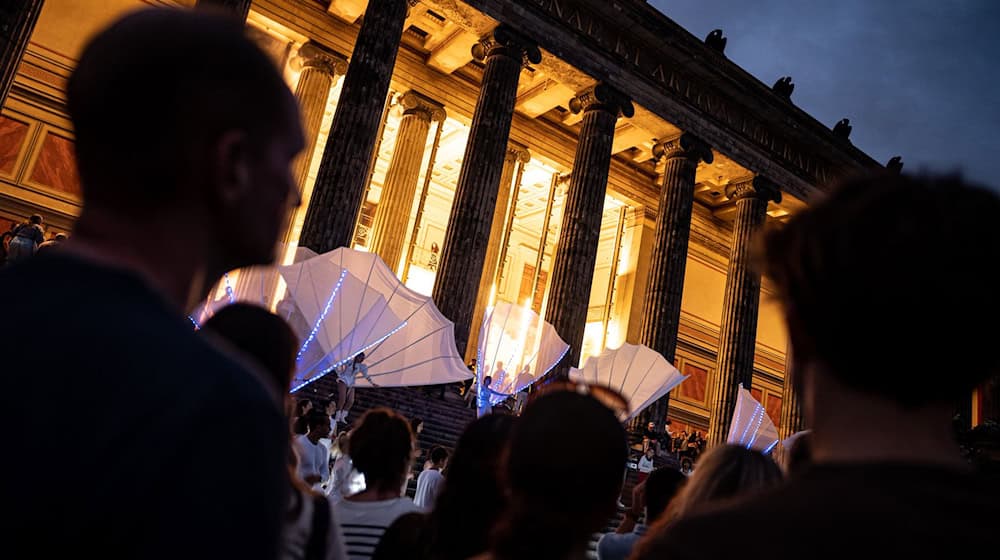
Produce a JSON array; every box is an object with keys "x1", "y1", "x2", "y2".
[
  {"x1": 398, "y1": 90, "x2": 447, "y2": 122},
  {"x1": 294, "y1": 42, "x2": 348, "y2": 76},
  {"x1": 505, "y1": 142, "x2": 531, "y2": 164},
  {"x1": 653, "y1": 132, "x2": 713, "y2": 164},
  {"x1": 568, "y1": 83, "x2": 635, "y2": 118},
  {"x1": 725, "y1": 175, "x2": 782, "y2": 204},
  {"x1": 472, "y1": 25, "x2": 542, "y2": 67}
]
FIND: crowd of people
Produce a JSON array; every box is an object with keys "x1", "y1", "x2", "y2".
[{"x1": 1, "y1": 7, "x2": 998, "y2": 560}]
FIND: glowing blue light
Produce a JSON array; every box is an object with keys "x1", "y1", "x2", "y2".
[
  {"x1": 762, "y1": 439, "x2": 779, "y2": 455},
  {"x1": 289, "y1": 320, "x2": 408, "y2": 394},
  {"x1": 224, "y1": 273, "x2": 235, "y2": 304},
  {"x1": 745, "y1": 405, "x2": 766, "y2": 449},
  {"x1": 296, "y1": 269, "x2": 348, "y2": 362},
  {"x1": 188, "y1": 316, "x2": 200, "y2": 330}
]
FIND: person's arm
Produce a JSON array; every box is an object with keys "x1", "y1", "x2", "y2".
[
  {"x1": 359, "y1": 364, "x2": 378, "y2": 387},
  {"x1": 615, "y1": 480, "x2": 644, "y2": 534},
  {"x1": 489, "y1": 386, "x2": 514, "y2": 398}
]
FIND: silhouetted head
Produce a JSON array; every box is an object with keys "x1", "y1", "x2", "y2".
[
  {"x1": 763, "y1": 173, "x2": 1000, "y2": 409},
  {"x1": 28, "y1": 215, "x2": 42, "y2": 225},
  {"x1": 633, "y1": 445, "x2": 782, "y2": 559},
  {"x1": 305, "y1": 410, "x2": 331, "y2": 441},
  {"x1": 202, "y1": 303, "x2": 298, "y2": 395},
  {"x1": 425, "y1": 414, "x2": 516, "y2": 560},
  {"x1": 67, "y1": 9, "x2": 303, "y2": 271},
  {"x1": 665, "y1": 445, "x2": 782, "y2": 521},
  {"x1": 349, "y1": 408, "x2": 413, "y2": 493},
  {"x1": 784, "y1": 431, "x2": 813, "y2": 477},
  {"x1": 492, "y1": 388, "x2": 627, "y2": 559},
  {"x1": 644, "y1": 467, "x2": 687, "y2": 523},
  {"x1": 428, "y1": 446, "x2": 449, "y2": 468}
]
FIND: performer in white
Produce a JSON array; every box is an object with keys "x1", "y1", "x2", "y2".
[
  {"x1": 333, "y1": 352, "x2": 378, "y2": 423},
  {"x1": 476, "y1": 375, "x2": 511, "y2": 418}
]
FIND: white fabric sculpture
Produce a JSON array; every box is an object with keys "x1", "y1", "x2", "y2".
[
  {"x1": 568, "y1": 343, "x2": 687, "y2": 420},
  {"x1": 726, "y1": 384, "x2": 780, "y2": 453},
  {"x1": 193, "y1": 247, "x2": 472, "y2": 391},
  {"x1": 477, "y1": 301, "x2": 569, "y2": 404}
]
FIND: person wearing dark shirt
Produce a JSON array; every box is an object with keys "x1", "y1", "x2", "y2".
[
  {"x1": 640, "y1": 173, "x2": 1000, "y2": 559},
  {"x1": 0, "y1": 8, "x2": 304, "y2": 559}
]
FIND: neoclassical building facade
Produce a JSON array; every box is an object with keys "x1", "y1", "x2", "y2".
[{"x1": 6, "y1": 0, "x2": 963, "y2": 441}]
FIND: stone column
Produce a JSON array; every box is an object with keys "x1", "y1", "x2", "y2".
[
  {"x1": 196, "y1": 0, "x2": 252, "y2": 21},
  {"x1": 291, "y1": 42, "x2": 347, "y2": 207},
  {"x1": 432, "y1": 26, "x2": 541, "y2": 357},
  {"x1": 299, "y1": 0, "x2": 410, "y2": 254},
  {"x1": 544, "y1": 84, "x2": 634, "y2": 373},
  {"x1": 368, "y1": 91, "x2": 446, "y2": 272},
  {"x1": 640, "y1": 133, "x2": 713, "y2": 421},
  {"x1": 707, "y1": 176, "x2": 781, "y2": 446},
  {"x1": 467, "y1": 144, "x2": 531, "y2": 359},
  {"x1": 778, "y1": 347, "x2": 804, "y2": 438},
  {"x1": 0, "y1": 1, "x2": 44, "y2": 108}
]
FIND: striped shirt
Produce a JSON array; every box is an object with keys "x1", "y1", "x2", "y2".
[{"x1": 333, "y1": 497, "x2": 419, "y2": 560}]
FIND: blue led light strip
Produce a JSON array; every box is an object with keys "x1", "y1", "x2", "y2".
[
  {"x1": 224, "y1": 273, "x2": 235, "y2": 304},
  {"x1": 296, "y1": 269, "x2": 348, "y2": 362},
  {"x1": 745, "y1": 405, "x2": 766, "y2": 449},
  {"x1": 289, "y1": 320, "x2": 408, "y2": 393},
  {"x1": 762, "y1": 439, "x2": 779, "y2": 455},
  {"x1": 188, "y1": 316, "x2": 200, "y2": 330}
]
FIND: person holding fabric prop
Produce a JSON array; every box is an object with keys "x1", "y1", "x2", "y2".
[{"x1": 333, "y1": 352, "x2": 378, "y2": 424}]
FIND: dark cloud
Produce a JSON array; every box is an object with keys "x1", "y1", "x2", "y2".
[{"x1": 650, "y1": 0, "x2": 1000, "y2": 189}]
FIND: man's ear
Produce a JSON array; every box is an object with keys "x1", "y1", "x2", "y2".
[{"x1": 212, "y1": 130, "x2": 252, "y2": 207}]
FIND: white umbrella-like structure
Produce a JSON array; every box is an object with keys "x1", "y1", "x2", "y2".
[
  {"x1": 568, "y1": 343, "x2": 687, "y2": 420},
  {"x1": 189, "y1": 247, "x2": 316, "y2": 327},
  {"x1": 726, "y1": 384, "x2": 780, "y2": 453},
  {"x1": 192, "y1": 247, "x2": 472, "y2": 391},
  {"x1": 477, "y1": 301, "x2": 569, "y2": 404},
  {"x1": 281, "y1": 248, "x2": 471, "y2": 390}
]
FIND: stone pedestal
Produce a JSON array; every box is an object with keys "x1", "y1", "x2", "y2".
[
  {"x1": 707, "y1": 176, "x2": 781, "y2": 446},
  {"x1": 369, "y1": 91, "x2": 445, "y2": 272},
  {"x1": 0, "y1": 1, "x2": 44, "y2": 108},
  {"x1": 195, "y1": 0, "x2": 252, "y2": 21},
  {"x1": 778, "y1": 348, "x2": 804, "y2": 438},
  {"x1": 299, "y1": 0, "x2": 410, "y2": 254},
  {"x1": 641, "y1": 133, "x2": 712, "y2": 421},
  {"x1": 432, "y1": 27, "x2": 541, "y2": 357},
  {"x1": 467, "y1": 144, "x2": 530, "y2": 359},
  {"x1": 544, "y1": 84, "x2": 634, "y2": 374}
]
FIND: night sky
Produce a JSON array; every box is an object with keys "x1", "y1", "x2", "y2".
[{"x1": 650, "y1": 0, "x2": 999, "y2": 190}]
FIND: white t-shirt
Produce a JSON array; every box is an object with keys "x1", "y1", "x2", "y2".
[
  {"x1": 333, "y1": 497, "x2": 419, "y2": 560},
  {"x1": 413, "y1": 468, "x2": 445, "y2": 510},
  {"x1": 295, "y1": 435, "x2": 331, "y2": 490},
  {"x1": 638, "y1": 455, "x2": 654, "y2": 474}
]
